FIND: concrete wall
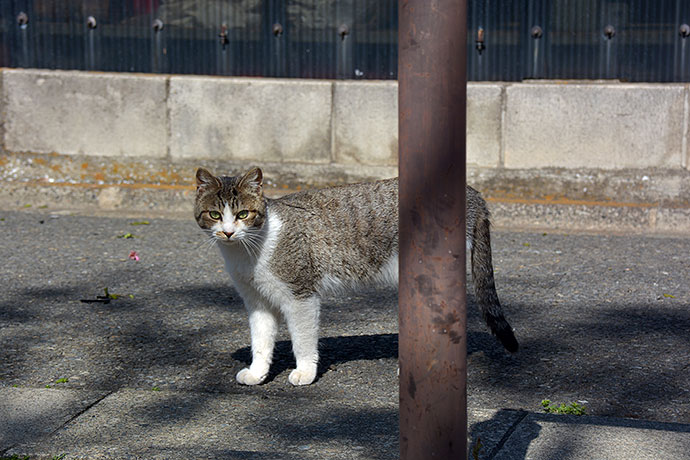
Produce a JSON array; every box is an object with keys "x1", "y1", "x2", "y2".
[
  {"x1": 503, "y1": 83, "x2": 688, "y2": 170},
  {"x1": 3, "y1": 68, "x2": 689, "y2": 174},
  {"x1": 3, "y1": 70, "x2": 168, "y2": 158}
]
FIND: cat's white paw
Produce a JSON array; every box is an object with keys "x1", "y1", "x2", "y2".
[
  {"x1": 236, "y1": 368, "x2": 267, "y2": 385},
  {"x1": 288, "y1": 366, "x2": 317, "y2": 386}
]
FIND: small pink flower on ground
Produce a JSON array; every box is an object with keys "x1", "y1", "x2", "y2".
[{"x1": 128, "y1": 251, "x2": 140, "y2": 261}]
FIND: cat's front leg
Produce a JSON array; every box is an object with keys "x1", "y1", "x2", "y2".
[
  {"x1": 283, "y1": 297, "x2": 320, "y2": 386},
  {"x1": 236, "y1": 306, "x2": 279, "y2": 385}
]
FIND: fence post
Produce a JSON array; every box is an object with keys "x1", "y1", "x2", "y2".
[{"x1": 399, "y1": 0, "x2": 468, "y2": 459}]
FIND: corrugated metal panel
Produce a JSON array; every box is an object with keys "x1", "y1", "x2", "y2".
[{"x1": 0, "y1": 1, "x2": 688, "y2": 81}]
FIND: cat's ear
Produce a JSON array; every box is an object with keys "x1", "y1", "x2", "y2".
[
  {"x1": 238, "y1": 167, "x2": 263, "y2": 194},
  {"x1": 195, "y1": 168, "x2": 221, "y2": 192}
]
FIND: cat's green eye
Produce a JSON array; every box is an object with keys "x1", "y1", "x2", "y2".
[
  {"x1": 237, "y1": 210, "x2": 249, "y2": 220},
  {"x1": 208, "y1": 210, "x2": 222, "y2": 220}
]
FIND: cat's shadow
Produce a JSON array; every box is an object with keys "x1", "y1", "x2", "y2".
[
  {"x1": 231, "y1": 333, "x2": 398, "y2": 384},
  {"x1": 231, "y1": 331, "x2": 497, "y2": 384}
]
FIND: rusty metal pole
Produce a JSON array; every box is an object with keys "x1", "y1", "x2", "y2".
[{"x1": 399, "y1": 0, "x2": 468, "y2": 459}]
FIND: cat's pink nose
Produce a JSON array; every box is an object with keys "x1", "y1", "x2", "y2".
[{"x1": 223, "y1": 231, "x2": 234, "y2": 239}]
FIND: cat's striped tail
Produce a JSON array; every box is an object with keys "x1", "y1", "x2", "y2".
[{"x1": 471, "y1": 211, "x2": 519, "y2": 353}]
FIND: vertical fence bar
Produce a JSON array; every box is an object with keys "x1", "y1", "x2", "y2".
[
  {"x1": 216, "y1": 2, "x2": 230, "y2": 76},
  {"x1": 151, "y1": 17, "x2": 166, "y2": 74},
  {"x1": 13, "y1": 0, "x2": 33, "y2": 70},
  {"x1": 600, "y1": 1, "x2": 620, "y2": 79},
  {"x1": 468, "y1": 0, "x2": 485, "y2": 81},
  {"x1": 388, "y1": 0, "x2": 398, "y2": 79},
  {"x1": 336, "y1": 0, "x2": 354, "y2": 78},
  {"x1": 265, "y1": 0, "x2": 286, "y2": 77},
  {"x1": 675, "y1": 0, "x2": 690, "y2": 81},
  {"x1": 17, "y1": 11, "x2": 31, "y2": 69},
  {"x1": 526, "y1": 0, "x2": 546, "y2": 79},
  {"x1": 399, "y1": 0, "x2": 468, "y2": 459},
  {"x1": 84, "y1": 3, "x2": 99, "y2": 71}
]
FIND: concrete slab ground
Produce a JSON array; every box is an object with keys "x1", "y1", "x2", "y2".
[
  {"x1": 0, "y1": 388, "x2": 107, "y2": 451},
  {"x1": 494, "y1": 413, "x2": 690, "y2": 460},
  {"x1": 1, "y1": 208, "x2": 689, "y2": 459},
  {"x1": 5, "y1": 390, "x2": 397, "y2": 460},
  {"x1": 4, "y1": 392, "x2": 690, "y2": 459}
]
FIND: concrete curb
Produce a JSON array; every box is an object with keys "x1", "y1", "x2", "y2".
[
  {"x1": 3, "y1": 179, "x2": 690, "y2": 234},
  {"x1": 1, "y1": 151, "x2": 689, "y2": 233}
]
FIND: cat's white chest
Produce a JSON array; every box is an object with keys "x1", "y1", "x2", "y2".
[
  {"x1": 219, "y1": 245, "x2": 256, "y2": 283},
  {"x1": 218, "y1": 212, "x2": 291, "y2": 307}
]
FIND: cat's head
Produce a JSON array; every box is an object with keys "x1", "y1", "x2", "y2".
[{"x1": 194, "y1": 167, "x2": 267, "y2": 247}]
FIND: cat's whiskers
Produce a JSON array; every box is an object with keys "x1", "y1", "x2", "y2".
[
  {"x1": 238, "y1": 238, "x2": 255, "y2": 258},
  {"x1": 238, "y1": 228, "x2": 263, "y2": 259},
  {"x1": 194, "y1": 232, "x2": 219, "y2": 252},
  {"x1": 239, "y1": 234, "x2": 260, "y2": 258}
]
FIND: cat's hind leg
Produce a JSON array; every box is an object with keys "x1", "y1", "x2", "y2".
[
  {"x1": 237, "y1": 306, "x2": 279, "y2": 385},
  {"x1": 283, "y1": 297, "x2": 320, "y2": 386}
]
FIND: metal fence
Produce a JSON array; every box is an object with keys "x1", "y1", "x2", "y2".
[
  {"x1": 469, "y1": 0, "x2": 690, "y2": 82},
  {"x1": 1, "y1": 1, "x2": 689, "y2": 81}
]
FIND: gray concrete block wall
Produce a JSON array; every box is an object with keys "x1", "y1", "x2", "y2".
[
  {"x1": 333, "y1": 81, "x2": 398, "y2": 166},
  {"x1": 467, "y1": 83, "x2": 503, "y2": 168},
  {"x1": 331, "y1": 81, "x2": 504, "y2": 168},
  {"x1": 168, "y1": 77, "x2": 333, "y2": 164},
  {"x1": 3, "y1": 69, "x2": 168, "y2": 158},
  {"x1": 503, "y1": 82, "x2": 687, "y2": 169},
  {"x1": 1, "y1": 68, "x2": 689, "y2": 174}
]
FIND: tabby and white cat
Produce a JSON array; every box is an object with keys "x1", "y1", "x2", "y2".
[{"x1": 194, "y1": 167, "x2": 518, "y2": 386}]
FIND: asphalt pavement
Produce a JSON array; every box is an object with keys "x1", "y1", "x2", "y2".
[{"x1": 1, "y1": 207, "x2": 689, "y2": 459}]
